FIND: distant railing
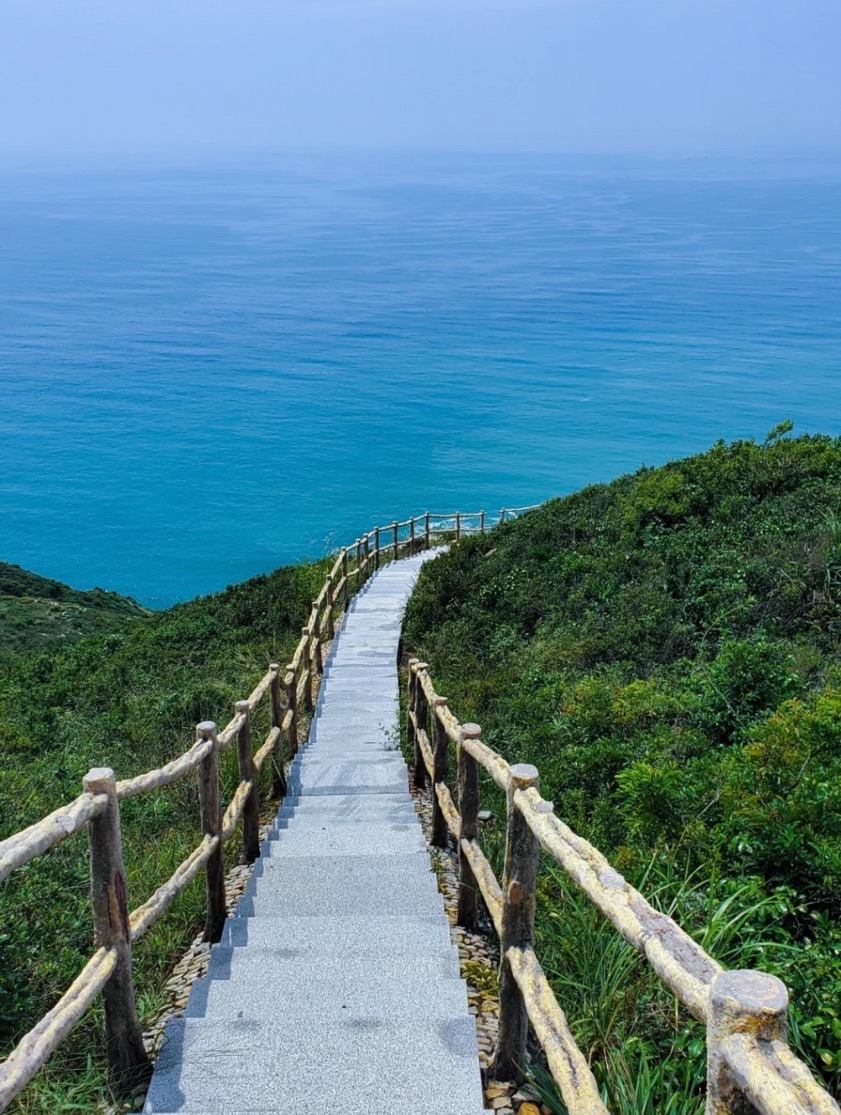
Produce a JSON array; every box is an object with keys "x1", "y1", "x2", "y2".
[
  {"x1": 406, "y1": 660, "x2": 841, "y2": 1115},
  {"x1": 0, "y1": 505, "x2": 537, "y2": 1111}
]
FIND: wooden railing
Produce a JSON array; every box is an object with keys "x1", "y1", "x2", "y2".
[
  {"x1": 0, "y1": 505, "x2": 539, "y2": 1111},
  {"x1": 407, "y1": 660, "x2": 841, "y2": 1115}
]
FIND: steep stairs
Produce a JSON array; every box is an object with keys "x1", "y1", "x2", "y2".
[{"x1": 144, "y1": 551, "x2": 486, "y2": 1114}]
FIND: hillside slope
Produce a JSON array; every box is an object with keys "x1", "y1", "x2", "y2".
[
  {"x1": 0, "y1": 556, "x2": 327, "y2": 1112},
  {"x1": 0, "y1": 562, "x2": 148, "y2": 654},
  {"x1": 405, "y1": 430, "x2": 841, "y2": 1099}
]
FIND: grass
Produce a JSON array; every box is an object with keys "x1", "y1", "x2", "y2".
[
  {"x1": 405, "y1": 430, "x2": 841, "y2": 1102},
  {"x1": 0, "y1": 556, "x2": 329, "y2": 1112}
]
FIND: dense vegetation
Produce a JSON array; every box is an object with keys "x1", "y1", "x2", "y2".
[
  {"x1": 0, "y1": 562, "x2": 148, "y2": 655},
  {"x1": 404, "y1": 430, "x2": 841, "y2": 1110},
  {"x1": 0, "y1": 558, "x2": 327, "y2": 1112}
]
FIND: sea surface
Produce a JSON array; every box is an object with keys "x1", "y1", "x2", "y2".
[{"x1": 1, "y1": 152, "x2": 840, "y2": 607}]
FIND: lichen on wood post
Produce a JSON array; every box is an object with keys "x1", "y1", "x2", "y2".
[
  {"x1": 706, "y1": 970, "x2": 789, "y2": 1115},
  {"x1": 494, "y1": 762, "x2": 540, "y2": 1082},
  {"x1": 83, "y1": 767, "x2": 152, "y2": 1096},
  {"x1": 196, "y1": 721, "x2": 226, "y2": 943},
  {"x1": 431, "y1": 696, "x2": 450, "y2": 848},
  {"x1": 269, "y1": 664, "x2": 286, "y2": 797},
  {"x1": 457, "y1": 723, "x2": 481, "y2": 929},
  {"x1": 412, "y1": 663, "x2": 429, "y2": 790},
  {"x1": 234, "y1": 701, "x2": 260, "y2": 864}
]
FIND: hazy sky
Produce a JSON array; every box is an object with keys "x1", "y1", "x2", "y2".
[{"x1": 0, "y1": 0, "x2": 839, "y2": 157}]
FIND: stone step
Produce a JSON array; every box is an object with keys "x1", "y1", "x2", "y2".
[
  {"x1": 145, "y1": 1016, "x2": 485, "y2": 1115},
  {"x1": 264, "y1": 825, "x2": 427, "y2": 858},
  {"x1": 287, "y1": 766, "x2": 409, "y2": 796},
  {"x1": 219, "y1": 913, "x2": 451, "y2": 952},
  {"x1": 234, "y1": 855, "x2": 443, "y2": 919},
  {"x1": 273, "y1": 792, "x2": 415, "y2": 816},
  {"x1": 186, "y1": 965, "x2": 467, "y2": 1023}
]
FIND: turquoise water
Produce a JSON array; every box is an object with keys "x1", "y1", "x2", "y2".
[{"x1": 1, "y1": 153, "x2": 840, "y2": 607}]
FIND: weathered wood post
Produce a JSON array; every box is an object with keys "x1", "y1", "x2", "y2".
[
  {"x1": 234, "y1": 701, "x2": 260, "y2": 864},
  {"x1": 285, "y1": 668, "x2": 299, "y2": 757},
  {"x1": 455, "y1": 512, "x2": 461, "y2": 541},
  {"x1": 706, "y1": 971, "x2": 789, "y2": 1115},
  {"x1": 412, "y1": 663, "x2": 429, "y2": 790},
  {"x1": 457, "y1": 723, "x2": 482, "y2": 929},
  {"x1": 301, "y1": 626, "x2": 314, "y2": 712},
  {"x1": 196, "y1": 721, "x2": 226, "y2": 943},
  {"x1": 269, "y1": 663, "x2": 286, "y2": 797},
  {"x1": 409, "y1": 517, "x2": 416, "y2": 554},
  {"x1": 499, "y1": 507, "x2": 506, "y2": 524},
  {"x1": 83, "y1": 767, "x2": 152, "y2": 1095},
  {"x1": 393, "y1": 520, "x2": 399, "y2": 559},
  {"x1": 431, "y1": 696, "x2": 450, "y2": 848},
  {"x1": 364, "y1": 533, "x2": 370, "y2": 580},
  {"x1": 480, "y1": 510, "x2": 486, "y2": 534},
  {"x1": 407, "y1": 658, "x2": 419, "y2": 753},
  {"x1": 424, "y1": 512, "x2": 431, "y2": 549},
  {"x1": 341, "y1": 548, "x2": 349, "y2": 608},
  {"x1": 355, "y1": 539, "x2": 363, "y2": 589},
  {"x1": 313, "y1": 603, "x2": 324, "y2": 677},
  {"x1": 375, "y1": 526, "x2": 381, "y2": 570},
  {"x1": 494, "y1": 763, "x2": 540, "y2": 1082}
]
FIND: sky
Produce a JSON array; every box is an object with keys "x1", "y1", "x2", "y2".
[{"x1": 0, "y1": 0, "x2": 839, "y2": 157}]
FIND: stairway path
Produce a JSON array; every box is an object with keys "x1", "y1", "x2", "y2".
[{"x1": 144, "y1": 552, "x2": 486, "y2": 1114}]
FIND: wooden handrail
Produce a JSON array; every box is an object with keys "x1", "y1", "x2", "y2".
[
  {"x1": 407, "y1": 659, "x2": 840, "y2": 1115},
  {"x1": 0, "y1": 505, "x2": 515, "y2": 1111}
]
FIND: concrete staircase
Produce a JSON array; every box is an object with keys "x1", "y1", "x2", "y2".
[{"x1": 144, "y1": 552, "x2": 486, "y2": 1114}]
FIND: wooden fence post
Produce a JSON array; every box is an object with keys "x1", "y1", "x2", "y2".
[
  {"x1": 375, "y1": 526, "x2": 381, "y2": 570},
  {"x1": 393, "y1": 520, "x2": 399, "y2": 559},
  {"x1": 407, "y1": 658, "x2": 418, "y2": 753},
  {"x1": 364, "y1": 534, "x2": 370, "y2": 579},
  {"x1": 269, "y1": 663, "x2": 286, "y2": 798},
  {"x1": 83, "y1": 767, "x2": 152, "y2": 1095},
  {"x1": 424, "y1": 512, "x2": 431, "y2": 549},
  {"x1": 480, "y1": 510, "x2": 486, "y2": 534},
  {"x1": 234, "y1": 701, "x2": 260, "y2": 864},
  {"x1": 355, "y1": 539, "x2": 363, "y2": 589},
  {"x1": 285, "y1": 669, "x2": 299, "y2": 757},
  {"x1": 457, "y1": 724, "x2": 482, "y2": 929},
  {"x1": 705, "y1": 970, "x2": 789, "y2": 1115},
  {"x1": 196, "y1": 721, "x2": 226, "y2": 943},
  {"x1": 410, "y1": 517, "x2": 416, "y2": 554},
  {"x1": 412, "y1": 663, "x2": 429, "y2": 790},
  {"x1": 455, "y1": 512, "x2": 461, "y2": 541},
  {"x1": 431, "y1": 696, "x2": 450, "y2": 848},
  {"x1": 495, "y1": 763, "x2": 540, "y2": 1081},
  {"x1": 341, "y1": 549, "x2": 349, "y2": 608},
  {"x1": 313, "y1": 604, "x2": 324, "y2": 677},
  {"x1": 301, "y1": 626, "x2": 314, "y2": 712}
]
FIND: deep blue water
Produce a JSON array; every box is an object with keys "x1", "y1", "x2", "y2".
[{"x1": 1, "y1": 152, "x2": 840, "y2": 607}]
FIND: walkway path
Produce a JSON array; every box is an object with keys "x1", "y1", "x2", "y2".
[{"x1": 144, "y1": 551, "x2": 486, "y2": 1114}]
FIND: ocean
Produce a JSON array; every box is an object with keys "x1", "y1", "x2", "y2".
[{"x1": 1, "y1": 152, "x2": 839, "y2": 607}]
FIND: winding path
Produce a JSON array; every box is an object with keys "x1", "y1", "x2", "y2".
[{"x1": 144, "y1": 551, "x2": 486, "y2": 1114}]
